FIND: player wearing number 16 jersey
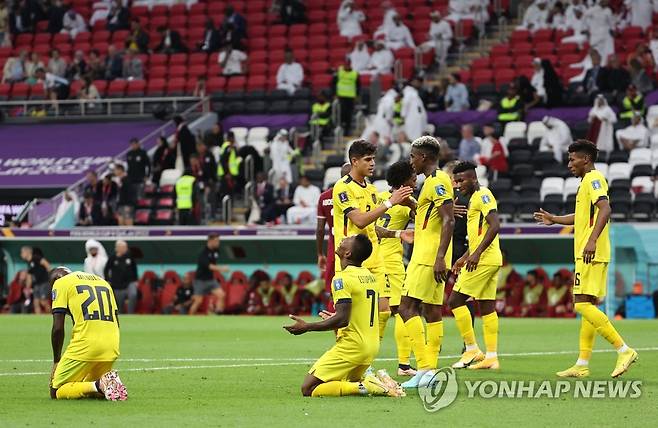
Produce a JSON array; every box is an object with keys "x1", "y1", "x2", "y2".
[{"x1": 49, "y1": 267, "x2": 128, "y2": 401}]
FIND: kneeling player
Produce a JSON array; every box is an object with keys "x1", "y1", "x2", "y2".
[
  {"x1": 284, "y1": 235, "x2": 401, "y2": 397},
  {"x1": 449, "y1": 162, "x2": 502, "y2": 370},
  {"x1": 50, "y1": 267, "x2": 127, "y2": 400}
]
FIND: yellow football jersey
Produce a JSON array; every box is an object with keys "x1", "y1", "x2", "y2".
[
  {"x1": 52, "y1": 271, "x2": 120, "y2": 361},
  {"x1": 410, "y1": 169, "x2": 453, "y2": 266},
  {"x1": 376, "y1": 190, "x2": 412, "y2": 274},
  {"x1": 467, "y1": 187, "x2": 502, "y2": 266},
  {"x1": 331, "y1": 266, "x2": 380, "y2": 364},
  {"x1": 574, "y1": 169, "x2": 610, "y2": 262},
  {"x1": 333, "y1": 175, "x2": 383, "y2": 270}
]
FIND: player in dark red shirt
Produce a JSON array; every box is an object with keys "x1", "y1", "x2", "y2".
[{"x1": 315, "y1": 164, "x2": 351, "y2": 311}]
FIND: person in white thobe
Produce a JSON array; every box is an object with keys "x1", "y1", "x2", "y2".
[
  {"x1": 401, "y1": 82, "x2": 427, "y2": 141},
  {"x1": 561, "y1": 6, "x2": 588, "y2": 48},
  {"x1": 539, "y1": 116, "x2": 573, "y2": 163},
  {"x1": 61, "y1": 9, "x2": 87, "y2": 38},
  {"x1": 269, "y1": 130, "x2": 294, "y2": 184},
  {"x1": 650, "y1": 31, "x2": 658, "y2": 71},
  {"x1": 374, "y1": 2, "x2": 398, "y2": 38},
  {"x1": 276, "y1": 49, "x2": 304, "y2": 95},
  {"x1": 624, "y1": 0, "x2": 655, "y2": 31},
  {"x1": 362, "y1": 41, "x2": 394, "y2": 75},
  {"x1": 337, "y1": 0, "x2": 365, "y2": 39},
  {"x1": 361, "y1": 88, "x2": 397, "y2": 142},
  {"x1": 588, "y1": 95, "x2": 617, "y2": 152},
  {"x1": 446, "y1": 0, "x2": 489, "y2": 30},
  {"x1": 84, "y1": 239, "x2": 108, "y2": 278},
  {"x1": 585, "y1": 1, "x2": 615, "y2": 65},
  {"x1": 286, "y1": 177, "x2": 321, "y2": 225},
  {"x1": 616, "y1": 114, "x2": 649, "y2": 151},
  {"x1": 518, "y1": 0, "x2": 550, "y2": 31},
  {"x1": 349, "y1": 41, "x2": 371, "y2": 73},
  {"x1": 419, "y1": 11, "x2": 453, "y2": 68},
  {"x1": 385, "y1": 15, "x2": 415, "y2": 50}
]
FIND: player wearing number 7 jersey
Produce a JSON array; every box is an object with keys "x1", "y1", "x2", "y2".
[{"x1": 49, "y1": 267, "x2": 128, "y2": 401}]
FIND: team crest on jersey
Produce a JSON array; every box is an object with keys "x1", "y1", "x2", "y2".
[
  {"x1": 371, "y1": 193, "x2": 377, "y2": 204},
  {"x1": 52, "y1": 290, "x2": 57, "y2": 300},
  {"x1": 482, "y1": 194, "x2": 491, "y2": 204},
  {"x1": 333, "y1": 278, "x2": 344, "y2": 291},
  {"x1": 339, "y1": 192, "x2": 349, "y2": 203},
  {"x1": 592, "y1": 180, "x2": 601, "y2": 190},
  {"x1": 435, "y1": 184, "x2": 446, "y2": 196}
]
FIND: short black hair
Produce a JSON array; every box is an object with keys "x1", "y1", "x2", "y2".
[
  {"x1": 49, "y1": 267, "x2": 71, "y2": 288},
  {"x1": 208, "y1": 232, "x2": 219, "y2": 240},
  {"x1": 411, "y1": 135, "x2": 441, "y2": 160},
  {"x1": 114, "y1": 164, "x2": 125, "y2": 171},
  {"x1": 568, "y1": 139, "x2": 598, "y2": 162},
  {"x1": 130, "y1": 138, "x2": 139, "y2": 144},
  {"x1": 452, "y1": 161, "x2": 477, "y2": 175},
  {"x1": 348, "y1": 139, "x2": 376, "y2": 161},
  {"x1": 386, "y1": 160, "x2": 414, "y2": 188},
  {"x1": 351, "y1": 234, "x2": 373, "y2": 265}
]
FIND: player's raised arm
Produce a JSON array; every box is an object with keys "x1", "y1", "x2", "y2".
[
  {"x1": 533, "y1": 208, "x2": 575, "y2": 226},
  {"x1": 284, "y1": 300, "x2": 352, "y2": 335},
  {"x1": 347, "y1": 186, "x2": 413, "y2": 229},
  {"x1": 433, "y1": 201, "x2": 455, "y2": 282},
  {"x1": 583, "y1": 197, "x2": 611, "y2": 264}
]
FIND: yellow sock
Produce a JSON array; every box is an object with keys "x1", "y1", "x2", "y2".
[
  {"x1": 404, "y1": 316, "x2": 429, "y2": 369},
  {"x1": 452, "y1": 305, "x2": 477, "y2": 348},
  {"x1": 482, "y1": 312, "x2": 499, "y2": 355},
  {"x1": 578, "y1": 317, "x2": 596, "y2": 362},
  {"x1": 311, "y1": 381, "x2": 362, "y2": 397},
  {"x1": 575, "y1": 302, "x2": 624, "y2": 349},
  {"x1": 378, "y1": 310, "x2": 391, "y2": 340},
  {"x1": 55, "y1": 382, "x2": 99, "y2": 399},
  {"x1": 426, "y1": 321, "x2": 444, "y2": 370},
  {"x1": 394, "y1": 314, "x2": 412, "y2": 366}
]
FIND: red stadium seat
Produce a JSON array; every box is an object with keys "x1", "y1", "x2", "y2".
[
  {"x1": 268, "y1": 25, "x2": 287, "y2": 37},
  {"x1": 11, "y1": 83, "x2": 31, "y2": 100},
  {"x1": 53, "y1": 33, "x2": 70, "y2": 45},
  {"x1": 154, "y1": 209, "x2": 175, "y2": 224},
  {"x1": 471, "y1": 69, "x2": 494, "y2": 87},
  {"x1": 490, "y1": 43, "x2": 510, "y2": 57},
  {"x1": 0, "y1": 83, "x2": 11, "y2": 100},
  {"x1": 207, "y1": 77, "x2": 227, "y2": 93},
  {"x1": 126, "y1": 80, "x2": 146, "y2": 96},
  {"x1": 30, "y1": 84, "x2": 46, "y2": 100},
  {"x1": 311, "y1": 74, "x2": 333, "y2": 91},
  {"x1": 494, "y1": 68, "x2": 516, "y2": 88},
  {"x1": 226, "y1": 76, "x2": 246, "y2": 92},
  {"x1": 249, "y1": 37, "x2": 267, "y2": 51},
  {"x1": 107, "y1": 80, "x2": 127, "y2": 97},
  {"x1": 471, "y1": 57, "x2": 491, "y2": 69},
  {"x1": 149, "y1": 66, "x2": 167, "y2": 79},
  {"x1": 532, "y1": 29, "x2": 554, "y2": 43},
  {"x1": 147, "y1": 79, "x2": 166, "y2": 96},
  {"x1": 167, "y1": 78, "x2": 186, "y2": 95},
  {"x1": 170, "y1": 3, "x2": 186, "y2": 16},
  {"x1": 268, "y1": 37, "x2": 288, "y2": 50},
  {"x1": 512, "y1": 42, "x2": 533, "y2": 56},
  {"x1": 510, "y1": 29, "x2": 530, "y2": 44},
  {"x1": 622, "y1": 26, "x2": 644, "y2": 40},
  {"x1": 534, "y1": 42, "x2": 555, "y2": 56},
  {"x1": 169, "y1": 53, "x2": 188, "y2": 66},
  {"x1": 15, "y1": 33, "x2": 33, "y2": 46},
  {"x1": 159, "y1": 282, "x2": 179, "y2": 312},
  {"x1": 151, "y1": 5, "x2": 169, "y2": 17},
  {"x1": 93, "y1": 80, "x2": 108, "y2": 96},
  {"x1": 308, "y1": 61, "x2": 330, "y2": 74},
  {"x1": 150, "y1": 53, "x2": 167, "y2": 66},
  {"x1": 556, "y1": 43, "x2": 579, "y2": 56},
  {"x1": 247, "y1": 75, "x2": 267, "y2": 90},
  {"x1": 168, "y1": 65, "x2": 187, "y2": 78}
]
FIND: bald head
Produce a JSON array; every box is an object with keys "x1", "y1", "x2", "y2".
[
  {"x1": 340, "y1": 162, "x2": 352, "y2": 177},
  {"x1": 115, "y1": 240, "x2": 128, "y2": 256},
  {"x1": 49, "y1": 266, "x2": 72, "y2": 287}
]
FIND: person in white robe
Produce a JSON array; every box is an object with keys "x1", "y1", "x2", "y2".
[
  {"x1": 539, "y1": 116, "x2": 573, "y2": 163},
  {"x1": 616, "y1": 114, "x2": 650, "y2": 151},
  {"x1": 276, "y1": 49, "x2": 304, "y2": 95},
  {"x1": 84, "y1": 239, "x2": 108, "y2": 278},
  {"x1": 588, "y1": 95, "x2": 617, "y2": 152},
  {"x1": 349, "y1": 40, "x2": 370, "y2": 73},
  {"x1": 384, "y1": 14, "x2": 415, "y2": 50},
  {"x1": 361, "y1": 88, "x2": 397, "y2": 141},
  {"x1": 286, "y1": 177, "x2": 321, "y2": 225},
  {"x1": 362, "y1": 41, "x2": 394, "y2": 75},
  {"x1": 418, "y1": 11, "x2": 453, "y2": 69},
  {"x1": 585, "y1": 0, "x2": 615, "y2": 66},
  {"x1": 624, "y1": 0, "x2": 655, "y2": 31},
  {"x1": 401, "y1": 82, "x2": 428, "y2": 141},
  {"x1": 337, "y1": 0, "x2": 365, "y2": 39},
  {"x1": 269, "y1": 130, "x2": 294, "y2": 184}
]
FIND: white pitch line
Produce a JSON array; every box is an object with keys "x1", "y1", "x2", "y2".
[{"x1": 1, "y1": 347, "x2": 657, "y2": 377}]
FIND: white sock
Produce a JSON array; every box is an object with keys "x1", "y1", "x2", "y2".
[
  {"x1": 576, "y1": 358, "x2": 589, "y2": 367},
  {"x1": 485, "y1": 352, "x2": 497, "y2": 359},
  {"x1": 465, "y1": 344, "x2": 478, "y2": 352},
  {"x1": 617, "y1": 343, "x2": 629, "y2": 354},
  {"x1": 91, "y1": 381, "x2": 99, "y2": 392}
]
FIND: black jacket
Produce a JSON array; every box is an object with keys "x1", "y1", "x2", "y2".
[
  {"x1": 156, "y1": 30, "x2": 188, "y2": 53},
  {"x1": 127, "y1": 148, "x2": 151, "y2": 183},
  {"x1": 78, "y1": 201, "x2": 102, "y2": 226},
  {"x1": 105, "y1": 254, "x2": 138, "y2": 290},
  {"x1": 177, "y1": 124, "x2": 196, "y2": 168}
]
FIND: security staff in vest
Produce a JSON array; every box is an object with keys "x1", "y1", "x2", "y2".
[
  {"x1": 218, "y1": 131, "x2": 243, "y2": 198},
  {"x1": 175, "y1": 169, "x2": 197, "y2": 225},
  {"x1": 497, "y1": 82, "x2": 523, "y2": 124},
  {"x1": 309, "y1": 89, "x2": 332, "y2": 139},
  {"x1": 392, "y1": 90, "x2": 404, "y2": 130},
  {"x1": 619, "y1": 84, "x2": 645, "y2": 126},
  {"x1": 332, "y1": 58, "x2": 360, "y2": 134}
]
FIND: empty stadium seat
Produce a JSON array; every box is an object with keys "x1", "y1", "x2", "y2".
[
  {"x1": 632, "y1": 193, "x2": 655, "y2": 221},
  {"x1": 526, "y1": 121, "x2": 548, "y2": 142},
  {"x1": 247, "y1": 127, "x2": 269, "y2": 145},
  {"x1": 540, "y1": 177, "x2": 565, "y2": 201},
  {"x1": 541, "y1": 194, "x2": 564, "y2": 214},
  {"x1": 564, "y1": 177, "x2": 580, "y2": 197},
  {"x1": 594, "y1": 162, "x2": 609, "y2": 178},
  {"x1": 503, "y1": 122, "x2": 528, "y2": 141},
  {"x1": 608, "y1": 163, "x2": 632, "y2": 182},
  {"x1": 628, "y1": 148, "x2": 652, "y2": 167},
  {"x1": 631, "y1": 176, "x2": 654, "y2": 193},
  {"x1": 323, "y1": 167, "x2": 343, "y2": 189},
  {"x1": 159, "y1": 169, "x2": 182, "y2": 187},
  {"x1": 631, "y1": 164, "x2": 653, "y2": 179},
  {"x1": 610, "y1": 193, "x2": 632, "y2": 221},
  {"x1": 230, "y1": 127, "x2": 249, "y2": 146}
]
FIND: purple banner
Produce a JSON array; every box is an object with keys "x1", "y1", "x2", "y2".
[
  {"x1": 221, "y1": 114, "x2": 309, "y2": 130},
  {"x1": 0, "y1": 121, "x2": 163, "y2": 188}
]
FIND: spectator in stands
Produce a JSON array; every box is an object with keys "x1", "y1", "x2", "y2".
[
  {"x1": 253, "y1": 171, "x2": 274, "y2": 224},
  {"x1": 99, "y1": 172, "x2": 118, "y2": 212},
  {"x1": 77, "y1": 191, "x2": 102, "y2": 226},
  {"x1": 247, "y1": 275, "x2": 283, "y2": 315},
  {"x1": 222, "y1": 5, "x2": 247, "y2": 40},
  {"x1": 218, "y1": 131, "x2": 243, "y2": 197},
  {"x1": 520, "y1": 269, "x2": 547, "y2": 317},
  {"x1": 546, "y1": 269, "x2": 573, "y2": 317},
  {"x1": 218, "y1": 21, "x2": 243, "y2": 51},
  {"x1": 457, "y1": 124, "x2": 481, "y2": 162},
  {"x1": 104, "y1": 45, "x2": 123, "y2": 80},
  {"x1": 276, "y1": 48, "x2": 304, "y2": 95},
  {"x1": 628, "y1": 58, "x2": 654, "y2": 94},
  {"x1": 86, "y1": 49, "x2": 105, "y2": 80},
  {"x1": 61, "y1": 8, "x2": 87, "y2": 38},
  {"x1": 444, "y1": 73, "x2": 469, "y2": 112},
  {"x1": 401, "y1": 77, "x2": 427, "y2": 141},
  {"x1": 174, "y1": 115, "x2": 196, "y2": 168},
  {"x1": 270, "y1": 129, "x2": 294, "y2": 184},
  {"x1": 175, "y1": 169, "x2": 197, "y2": 225},
  {"x1": 587, "y1": 94, "x2": 617, "y2": 153},
  {"x1": 51, "y1": 191, "x2": 79, "y2": 229},
  {"x1": 25, "y1": 52, "x2": 44, "y2": 82},
  {"x1": 625, "y1": 0, "x2": 653, "y2": 30},
  {"x1": 278, "y1": 273, "x2": 305, "y2": 314},
  {"x1": 576, "y1": 49, "x2": 602, "y2": 97},
  {"x1": 531, "y1": 58, "x2": 563, "y2": 107},
  {"x1": 540, "y1": 116, "x2": 573, "y2": 162},
  {"x1": 106, "y1": 0, "x2": 129, "y2": 32},
  {"x1": 166, "y1": 272, "x2": 194, "y2": 314},
  {"x1": 264, "y1": 177, "x2": 294, "y2": 224},
  {"x1": 362, "y1": 40, "x2": 394, "y2": 76},
  {"x1": 34, "y1": 67, "x2": 70, "y2": 101},
  {"x1": 47, "y1": 48, "x2": 66, "y2": 78},
  {"x1": 79, "y1": 76, "x2": 100, "y2": 106},
  {"x1": 122, "y1": 48, "x2": 143, "y2": 80},
  {"x1": 447, "y1": 0, "x2": 489, "y2": 32},
  {"x1": 21, "y1": 246, "x2": 50, "y2": 314},
  {"x1": 616, "y1": 113, "x2": 649, "y2": 151},
  {"x1": 113, "y1": 164, "x2": 136, "y2": 226},
  {"x1": 419, "y1": 11, "x2": 453, "y2": 70},
  {"x1": 650, "y1": 29, "x2": 658, "y2": 70},
  {"x1": 65, "y1": 50, "x2": 87, "y2": 81},
  {"x1": 619, "y1": 84, "x2": 645, "y2": 124},
  {"x1": 627, "y1": 42, "x2": 655, "y2": 74},
  {"x1": 126, "y1": 138, "x2": 150, "y2": 184},
  {"x1": 8, "y1": 0, "x2": 32, "y2": 34},
  {"x1": 349, "y1": 40, "x2": 370, "y2": 73},
  {"x1": 562, "y1": 5, "x2": 587, "y2": 48},
  {"x1": 287, "y1": 175, "x2": 321, "y2": 225},
  {"x1": 337, "y1": 0, "x2": 365, "y2": 40},
  {"x1": 596, "y1": 55, "x2": 630, "y2": 98},
  {"x1": 203, "y1": 122, "x2": 223, "y2": 148},
  {"x1": 193, "y1": 76, "x2": 207, "y2": 98},
  {"x1": 1, "y1": 50, "x2": 26, "y2": 83},
  {"x1": 125, "y1": 19, "x2": 149, "y2": 54},
  {"x1": 361, "y1": 87, "x2": 396, "y2": 142},
  {"x1": 278, "y1": 0, "x2": 306, "y2": 25},
  {"x1": 198, "y1": 18, "x2": 220, "y2": 53},
  {"x1": 585, "y1": 0, "x2": 615, "y2": 65},
  {"x1": 156, "y1": 25, "x2": 187, "y2": 54},
  {"x1": 384, "y1": 14, "x2": 415, "y2": 50},
  {"x1": 84, "y1": 239, "x2": 108, "y2": 278},
  {"x1": 519, "y1": 0, "x2": 550, "y2": 31},
  {"x1": 47, "y1": 0, "x2": 65, "y2": 34},
  {"x1": 0, "y1": 0, "x2": 9, "y2": 47},
  {"x1": 218, "y1": 45, "x2": 247, "y2": 76},
  {"x1": 105, "y1": 240, "x2": 138, "y2": 314},
  {"x1": 497, "y1": 82, "x2": 524, "y2": 124},
  {"x1": 309, "y1": 89, "x2": 332, "y2": 138},
  {"x1": 516, "y1": 76, "x2": 540, "y2": 112},
  {"x1": 334, "y1": 59, "x2": 359, "y2": 133},
  {"x1": 82, "y1": 170, "x2": 100, "y2": 200},
  {"x1": 548, "y1": 1, "x2": 568, "y2": 30},
  {"x1": 152, "y1": 136, "x2": 176, "y2": 185},
  {"x1": 476, "y1": 124, "x2": 509, "y2": 177},
  {"x1": 190, "y1": 233, "x2": 228, "y2": 315}
]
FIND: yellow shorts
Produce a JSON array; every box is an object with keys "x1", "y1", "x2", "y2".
[
  {"x1": 402, "y1": 262, "x2": 444, "y2": 305},
  {"x1": 386, "y1": 272, "x2": 405, "y2": 307},
  {"x1": 453, "y1": 265, "x2": 500, "y2": 300},
  {"x1": 309, "y1": 348, "x2": 370, "y2": 383},
  {"x1": 573, "y1": 259, "x2": 608, "y2": 299},
  {"x1": 51, "y1": 357, "x2": 115, "y2": 389}
]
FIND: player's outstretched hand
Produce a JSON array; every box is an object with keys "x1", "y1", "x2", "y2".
[
  {"x1": 453, "y1": 203, "x2": 468, "y2": 218},
  {"x1": 284, "y1": 314, "x2": 309, "y2": 335},
  {"x1": 433, "y1": 258, "x2": 448, "y2": 283},
  {"x1": 317, "y1": 255, "x2": 327, "y2": 272},
  {"x1": 533, "y1": 208, "x2": 554, "y2": 225},
  {"x1": 318, "y1": 310, "x2": 335, "y2": 320},
  {"x1": 400, "y1": 230, "x2": 414, "y2": 244},
  {"x1": 388, "y1": 186, "x2": 414, "y2": 206}
]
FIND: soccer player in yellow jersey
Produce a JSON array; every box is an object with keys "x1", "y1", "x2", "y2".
[
  {"x1": 398, "y1": 136, "x2": 455, "y2": 388},
  {"x1": 376, "y1": 160, "x2": 418, "y2": 376},
  {"x1": 448, "y1": 161, "x2": 503, "y2": 370},
  {"x1": 534, "y1": 140, "x2": 637, "y2": 378},
  {"x1": 284, "y1": 234, "x2": 402, "y2": 397},
  {"x1": 49, "y1": 267, "x2": 128, "y2": 401},
  {"x1": 332, "y1": 139, "x2": 413, "y2": 344}
]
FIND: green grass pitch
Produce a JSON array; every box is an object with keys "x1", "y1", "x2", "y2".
[{"x1": 0, "y1": 315, "x2": 656, "y2": 427}]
